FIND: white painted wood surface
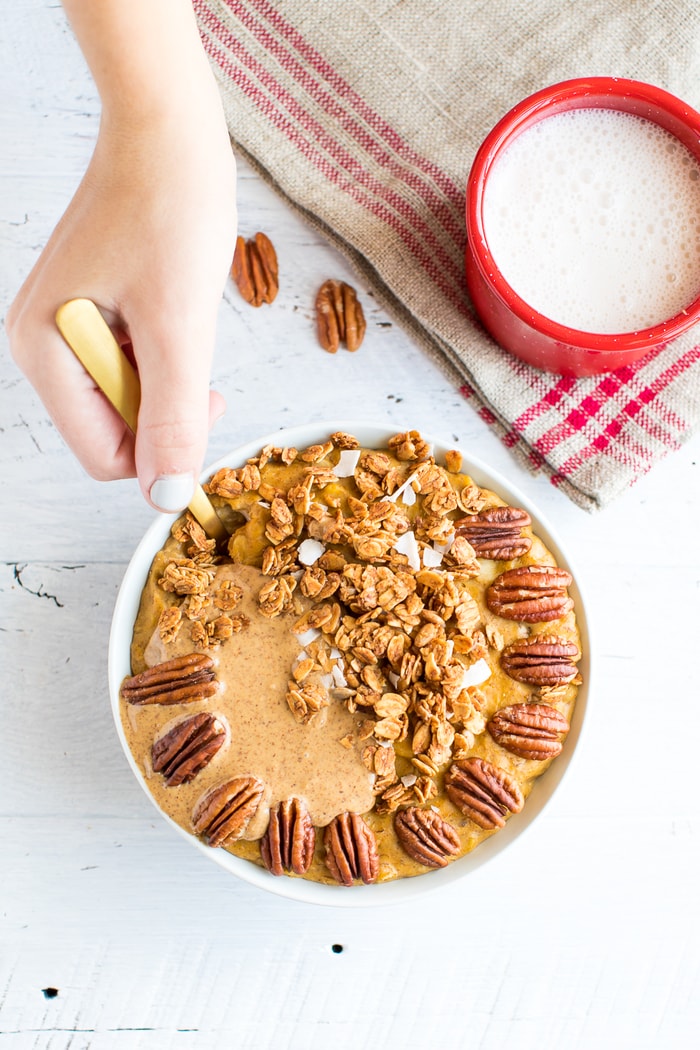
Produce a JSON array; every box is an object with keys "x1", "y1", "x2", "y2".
[{"x1": 2, "y1": 4, "x2": 699, "y2": 1048}]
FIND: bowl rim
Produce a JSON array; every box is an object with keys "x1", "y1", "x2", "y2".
[
  {"x1": 466, "y1": 75, "x2": 700, "y2": 353},
  {"x1": 109, "y1": 421, "x2": 591, "y2": 908}
]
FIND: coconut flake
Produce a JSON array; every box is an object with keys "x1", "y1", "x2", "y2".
[
  {"x1": 331, "y1": 663, "x2": 347, "y2": 688},
  {"x1": 422, "y1": 546, "x2": 443, "y2": 568},
  {"x1": 387, "y1": 467, "x2": 421, "y2": 504},
  {"x1": 400, "y1": 484, "x2": 416, "y2": 506},
  {"x1": 334, "y1": 449, "x2": 362, "y2": 478},
  {"x1": 401, "y1": 774, "x2": 417, "y2": 788},
  {"x1": 433, "y1": 532, "x2": 456, "y2": 555},
  {"x1": 297, "y1": 538, "x2": 326, "y2": 566},
  {"x1": 387, "y1": 671, "x2": 399, "y2": 688},
  {"x1": 296, "y1": 627, "x2": 320, "y2": 646},
  {"x1": 394, "y1": 529, "x2": 420, "y2": 571},
  {"x1": 462, "y1": 657, "x2": 492, "y2": 687}
]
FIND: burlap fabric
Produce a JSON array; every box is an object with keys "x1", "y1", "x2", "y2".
[{"x1": 194, "y1": 0, "x2": 700, "y2": 510}]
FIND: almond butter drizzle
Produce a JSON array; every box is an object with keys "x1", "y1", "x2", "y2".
[{"x1": 120, "y1": 563, "x2": 375, "y2": 840}]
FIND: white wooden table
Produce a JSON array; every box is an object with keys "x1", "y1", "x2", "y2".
[{"x1": 2, "y1": 5, "x2": 699, "y2": 1048}]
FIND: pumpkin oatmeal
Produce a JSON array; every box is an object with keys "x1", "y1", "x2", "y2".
[{"x1": 120, "y1": 430, "x2": 582, "y2": 885}]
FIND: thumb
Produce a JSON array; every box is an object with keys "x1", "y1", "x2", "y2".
[{"x1": 132, "y1": 325, "x2": 217, "y2": 512}]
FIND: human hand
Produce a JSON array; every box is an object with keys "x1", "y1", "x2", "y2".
[{"x1": 7, "y1": 7, "x2": 237, "y2": 511}]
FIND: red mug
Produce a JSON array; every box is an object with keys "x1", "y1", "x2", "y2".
[{"x1": 465, "y1": 77, "x2": 700, "y2": 376}]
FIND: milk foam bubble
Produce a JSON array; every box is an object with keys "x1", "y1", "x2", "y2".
[{"x1": 482, "y1": 108, "x2": 700, "y2": 333}]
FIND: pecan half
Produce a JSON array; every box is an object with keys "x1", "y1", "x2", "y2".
[
  {"x1": 231, "y1": 232, "x2": 279, "y2": 306},
  {"x1": 455, "y1": 506, "x2": 532, "y2": 560},
  {"x1": 192, "y1": 776, "x2": 265, "y2": 847},
  {"x1": 394, "y1": 806, "x2": 461, "y2": 868},
  {"x1": 315, "y1": 279, "x2": 366, "y2": 353},
  {"x1": 120, "y1": 653, "x2": 218, "y2": 706},
  {"x1": 487, "y1": 703, "x2": 570, "y2": 760},
  {"x1": 151, "y1": 712, "x2": 226, "y2": 786},
  {"x1": 486, "y1": 565, "x2": 574, "y2": 622},
  {"x1": 445, "y1": 756, "x2": 524, "y2": 829},
  {"x1": 501, "y1": 636, "x2": 580, "y2": 686},
  {"x1": 260, "y1": 797, "x2": 316, "y2": 876},
  {"x1": 324, "y1": 812, "x2": 379, "y2": 885}
]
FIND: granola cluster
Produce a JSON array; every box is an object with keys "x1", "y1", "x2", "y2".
[{"x1": 152, "y1": 514, "x2": 250, "y2": 651}]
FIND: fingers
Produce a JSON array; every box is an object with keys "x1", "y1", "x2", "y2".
[
  {"x1": 8, "y1": 300, "x2": 226, "y2": 496},
  {"x1": 7, "y1": 302, "x2": 138, "y2": 481},
  {"x1": 208, "y1": 389, "x2": 226, "y2": 428},
  {"x1": 131, "y1": 315, "x2": 218, "y2": 511}
]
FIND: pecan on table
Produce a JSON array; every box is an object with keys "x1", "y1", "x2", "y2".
[
  {"x1": 445, "y1": 756, "x2": 524, "y2": 829},
  {"x1": 486, "y1": 565, "x2": 574, "y2": 622},
  {"x1": 120, "y1": 653, "x2": 218, "y2": 706},
  {"x1": 501, "y1": 636, "x2": 580, "y2": 686},
  {"x1": 151, "y1": 712, "x2": 226, "y2": 786},
  {"x1": 487, "y1": 703, "x2": 570, "y2": 760},
  {"x1": 324, "y1": 812, "x2": 379, "y2": 885},
  {"x1": 454, "y1": 505, "x2": 532, "y2": 560},
  {"x1": 394, "y1": 806, "x2": 461, "y2": 869},
  {"x1": 260, "y1": 797, "x2": 316, "y2": 876},
  {"x1": 192, "y1": 776, "x2": 265, "y2": 847},
  {"x1": 315, "y1": 279, "x2": 366, "y2": 353},
  {"x1": 231, "y1": 231, "x2": 279, "y2": 306}
]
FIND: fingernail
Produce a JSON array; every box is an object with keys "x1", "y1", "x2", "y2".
[{"x1": 149, "y1": 473, "x2": 195, "y2": 512}]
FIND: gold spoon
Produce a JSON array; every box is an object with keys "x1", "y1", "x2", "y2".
[{"x1": 55, "y1": 298, "x2": 227, "y2": 542}]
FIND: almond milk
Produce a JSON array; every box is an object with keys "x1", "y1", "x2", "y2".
[{"x1": 482, "y1": 107, "x2": 700, "y2": 333}]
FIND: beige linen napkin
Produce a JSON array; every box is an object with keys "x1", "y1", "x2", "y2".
[{"x1": 194, "y1": 0, "x2": 700, "y2": 509}]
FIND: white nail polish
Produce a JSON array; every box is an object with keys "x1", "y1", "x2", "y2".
[{"x1": 149, "y1": 473, "x2": 195, "y2": 512}]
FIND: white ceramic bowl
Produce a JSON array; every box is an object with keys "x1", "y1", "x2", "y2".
[{"x1": 109, "y1": 422, "x2": 591, "y2": 907}]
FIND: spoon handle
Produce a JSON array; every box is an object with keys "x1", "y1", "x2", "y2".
[{"x1": 56, "y1": 298, "x2": 227, "y2": 542}]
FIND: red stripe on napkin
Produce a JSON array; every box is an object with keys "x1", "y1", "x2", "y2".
[
  {"x1": 556, "y1": 344, "x2": 700, "y2": 476},
  {"x1": 237, "y1": 0, "x2": 466, "y2": 214},
  {"x1": 198, "y1": 2, "x2": 472, "y2": 313},
  {"x1": 532, "y1": 346, "x2": 693, "y2": 461}
]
